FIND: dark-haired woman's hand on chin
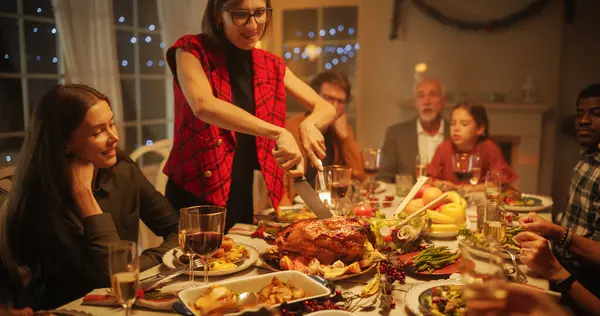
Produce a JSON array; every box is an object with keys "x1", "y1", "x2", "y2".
[
  {"x1": 69, "y1": 157, "x2": 95, "y2": 194},
  {"x1": 68, "y1": 157, "x2": 102, "y2": 218},
  {"x1": 298, "y1": 119, "x2": 326, "y2": 170},
  {"x1": 273, "y1": 129, "x2": 304, "y2": 178}
]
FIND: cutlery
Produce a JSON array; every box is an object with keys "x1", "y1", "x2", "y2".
[
  {"x1": 293, "y1": 177, "x2": 332, "y2": 219},
  {"x1": 397, "y1": 192, "x2": 448, "y2": 226},
  {"x1": 394, "y1": 176, "x2": 429, "y2": 215},
  {"x1": 505, "y1": 248, "x2": 528, "y2": 284},
  {"x1": 141, "y1": 257, "x2": 203, "y2": 291}
]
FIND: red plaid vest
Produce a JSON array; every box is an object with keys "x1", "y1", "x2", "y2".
[{"x1": 164, "y1": 34, "x2": 286, "y2": 208}]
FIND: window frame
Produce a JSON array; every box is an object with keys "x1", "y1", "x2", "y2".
[
  {"x1": 271, "y1": 0, "x2": 362, "y2": 132},
  {"x1": 0, "y1": 0, "x2": 64, "y2": 164},
  {"x1": 114, "y1": 0, "x2": 173, "y2": 155}
]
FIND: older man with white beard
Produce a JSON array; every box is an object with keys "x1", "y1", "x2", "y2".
[{"x1": 377, "y1": 79, "x2": 450, "y2": 183}]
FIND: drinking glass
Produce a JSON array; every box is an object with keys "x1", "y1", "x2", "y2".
[
  {"x1": 362, "y1": 148, "x2": 382, "y2": 197},
  {"x1": 452, "y1": 153, "x2": 473, "y2": 184},
  {"x1": 395, "y1": 173, "x2": 413, "y2": 197},
  {"x1": 469, "y1": 153, "x2": 482, "y2": 185},
  {"x1": 322, "y1": 165, "x2": 351, "y2": 212},
  {"x1": 484, "y1": 201, "x2": 506, "y2": 243},
  {"x1": 109, "y1": 241, "x2": 139, "y2": 316},
  {"x1": 458, "y1": 241, "x2": 508, "y2": 312},
  {"x1": 484, "y1": 170, "x2": 503, "y2": 203},
  {"x1": 415, "y1": 153, "x2": 428, "y2": 178},
  {"x1": 179, "y1": 205, "x2": 227, "y2": 286}
]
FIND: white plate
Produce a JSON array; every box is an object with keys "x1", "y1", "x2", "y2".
[
  {"x1": 162, "y1": 244, "x2": 258, "y2": 277},
  {"x1": 405, "y1": 279, "x2": 462, "y2": 316},
  {"x1": 293, "y1": 195, "x2": 305, "y2": 204},
  {"x1": 178, "y1": 270, "x2": 331, "y2": 316},
  {"x1": 504, "y1": 194, "x2": 553, "y2": 212}
]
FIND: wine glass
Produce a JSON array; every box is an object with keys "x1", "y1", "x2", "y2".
[
  {"x1": 179, "y1": 205, "x2": 227, "y2": 286},
  {"x1": 458, "y1": 241, "x2": 508, "y2": 312},
  {"x1": 452, "y1": 153, "x2": 473, "y2": 184},
  {"x1": 362, "y1": 148, "x2": 382, "y2": 198},
  {"x1": 323, "y1": 165, "x2": 352, "y2": 213},
  {"x1": 415, "y1": 153, "x2": 428, "y2": 178},
  {"x1": 109, "y1": 241, "x2": 139, "y2": 316},
  {"x1": 469, "y1": 153, "x2": 482, "y2": 185}
]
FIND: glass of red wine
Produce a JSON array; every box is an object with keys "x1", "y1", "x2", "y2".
[
  {"x1": 179, "y1": 205, "x2": 227, "y2": 287},
  {"x1": 362, "y1": 148, "x2": 382, "y2": 198},
  {"x1": 323, "y1": 165, "x2": 352, "y2": 214},
  {"x1": 453, "y1": 153, "x2": 473, "y2": 183}
]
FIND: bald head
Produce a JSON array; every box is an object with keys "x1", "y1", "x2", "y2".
[{"x1": 414, "y1": 79, "x2": 445, "y2": 124}]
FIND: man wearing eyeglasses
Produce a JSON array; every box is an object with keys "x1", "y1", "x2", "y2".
[{"x1": 281, "y1": 71, "x2": 366, "y2": 204}]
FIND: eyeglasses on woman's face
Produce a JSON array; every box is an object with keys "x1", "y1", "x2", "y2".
[{"x1": 225, "y1": 8, "x2": 272, "y2": 26}]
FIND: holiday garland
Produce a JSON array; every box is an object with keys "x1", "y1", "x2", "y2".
[{"x1": 412, "y1": 0, "x2": 550, "y2": 33}]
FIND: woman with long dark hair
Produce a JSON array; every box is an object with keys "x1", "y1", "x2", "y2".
[
  {"x1": 164, "y1": 0, "x2": 337, "y2": 230},
  {"x1": 0, "y1": 84, "x2": 179, "y2": 310}
]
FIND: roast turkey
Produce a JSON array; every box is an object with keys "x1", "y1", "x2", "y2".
[{"x1": 274, "y1": 217, "x2": 375, "y2": 265}]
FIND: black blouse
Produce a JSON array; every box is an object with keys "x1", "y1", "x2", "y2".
[{"x1": 224, "y1": 43, "x2": 260, "y2": 231}]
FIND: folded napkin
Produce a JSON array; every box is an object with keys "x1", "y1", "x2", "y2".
[{"x1": 82, "y1": 288, "x2": 179, "y2": 310}]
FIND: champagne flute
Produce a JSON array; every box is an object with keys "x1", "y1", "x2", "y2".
[
  {"x1": 362, "y1": 148, "x2": 382, "y2": 198},
  {"x1": 109, "y1": 241, "x2": 139, "y2": 316},
  {"x1": 469, "y1": 153, "x2": 482, "y2": 185},
  {"x1": 180, "y1": 205, "x2": 226, "y2": 286},
  {"x1": 415, "y1": 153, "x2": 428, "y2": 178},
  {"x1": 484, "y1": 170, "x2": 503, "y2": 202}
]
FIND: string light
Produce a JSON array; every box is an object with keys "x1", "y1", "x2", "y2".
[
  {"x1": 36, "y1": 8, "x2": 42, "y2": 13},
  {"x1": 5, "y1": 156, "x2": 11, "y2": 162},
  {"x1": 52, "y1": 57, "x2": 58, "y2": 63},
  {"x1": 301, "y1": 52, "x2": 307, "y2": 59},
  {"x1": 284, "y1": 52, "x2": 292, "y2": 59},
  {"x1": 319, "y1": 29, "x2": 326, "y2": 36},
  {"x1": 51, "y1": 28, "x2": 56, "y2": 34},
  {"x1": 146, "y1": 60, "x2": 153, "y2": 67},
  {"x1": 35, "y1": 56, "x2": 41, "y2": 61},
  {"x1": 293, "y1": 47, "x2": 300, "y2": 54},
  {"x1": 146, "y1": 140, "x2": 153, "y2": 146},
  {"x1": 355, "y1": 43, "x2": 360, "y2": 50},
  {"x1": 121, "y1": 60, "x2": 128, "y2": 67},
  {"x1": 336, "y1": 47, "x2": 344, "y2": 55},
  {"x1": 325, "y1": 63, "x2": 332, "y2": 70},
  {"x1": 341, "y1": 56, "x2": 348, "y2": 63},
  {"x1": 148, "y1": 24, "x2": 155, "y2": 31},
  {"x1": 118, "y1": 16, "x2": 125, "y2": 23},
  {"x1": 4, "y1": 54, "x2": 8, "y2": 60},
  {"x1": 348, "y1": 51, "x2": 355, "y2": 58},
  {"x1": 33, "y1": 28, "x2": 38, "y2": 33},
  {"x1": 145, "y1": 36, "x2": 152, "y2": 43},
  {"x1": 337, "y1": 25, "x2": 344, "y2": 31},
  {"x1": 304, "y1": 44, "x2": 320, "y2": 61},
  {"x1": 160, "y1": 42, "x2": 166, "y2": 49},
  {"x1": 348, "y1": 28, "x2": 355, "y2": 35},
  {"x1": 308, "y1": 31, "x2": 315, "y2": 39},
  {"x1": 130, "y1": 37, "x2": 137, "y2": 44},
  {"x1": 158, "y1": 60, "x2": 165, "y2": 67},
  {"x1": 329, "y1": 28, "x2": 336, "y2": 35}
]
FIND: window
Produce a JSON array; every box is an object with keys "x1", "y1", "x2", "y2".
[
  {"x1": 277, "y1": 3, "x2": 359, "y2": 132},
  {"x1": 113, "y1": 0, "x2": 171, "y2": 163},
  {"x1": 0, "y1": 0, "x2": 63, "y2": 167}
]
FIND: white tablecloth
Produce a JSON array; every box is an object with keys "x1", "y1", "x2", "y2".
[{"x1": 60, "y1": 184, "x2": 552, "y2": 315}]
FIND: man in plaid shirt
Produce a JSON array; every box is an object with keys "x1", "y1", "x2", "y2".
[{"x1": 556, "y1": 84, "x2": 600, "y2": 241}]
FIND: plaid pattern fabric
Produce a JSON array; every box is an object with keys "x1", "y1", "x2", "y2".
[
  {"x1": 164, "y1": 34, "x2": 286, "y2": 208},
  {"x1": 556, "y1": 149, "x2": 600, "y2": 241}
]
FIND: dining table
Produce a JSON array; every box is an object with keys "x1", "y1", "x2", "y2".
[{"x1": 59, "y1": 183, "x2": 554, "y2": 315}]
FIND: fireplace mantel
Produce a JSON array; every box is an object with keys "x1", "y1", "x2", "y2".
[{"x1": 396, "y1": 102, "x2": 550, "y2": 193}]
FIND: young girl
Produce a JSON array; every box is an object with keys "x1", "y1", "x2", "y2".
[
  {"x1": 0, "y1": 85, "x2": 179, "y2": 310},
  {"x1": 427, "y1": 104, "x2": 517, "y2": 191}
]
